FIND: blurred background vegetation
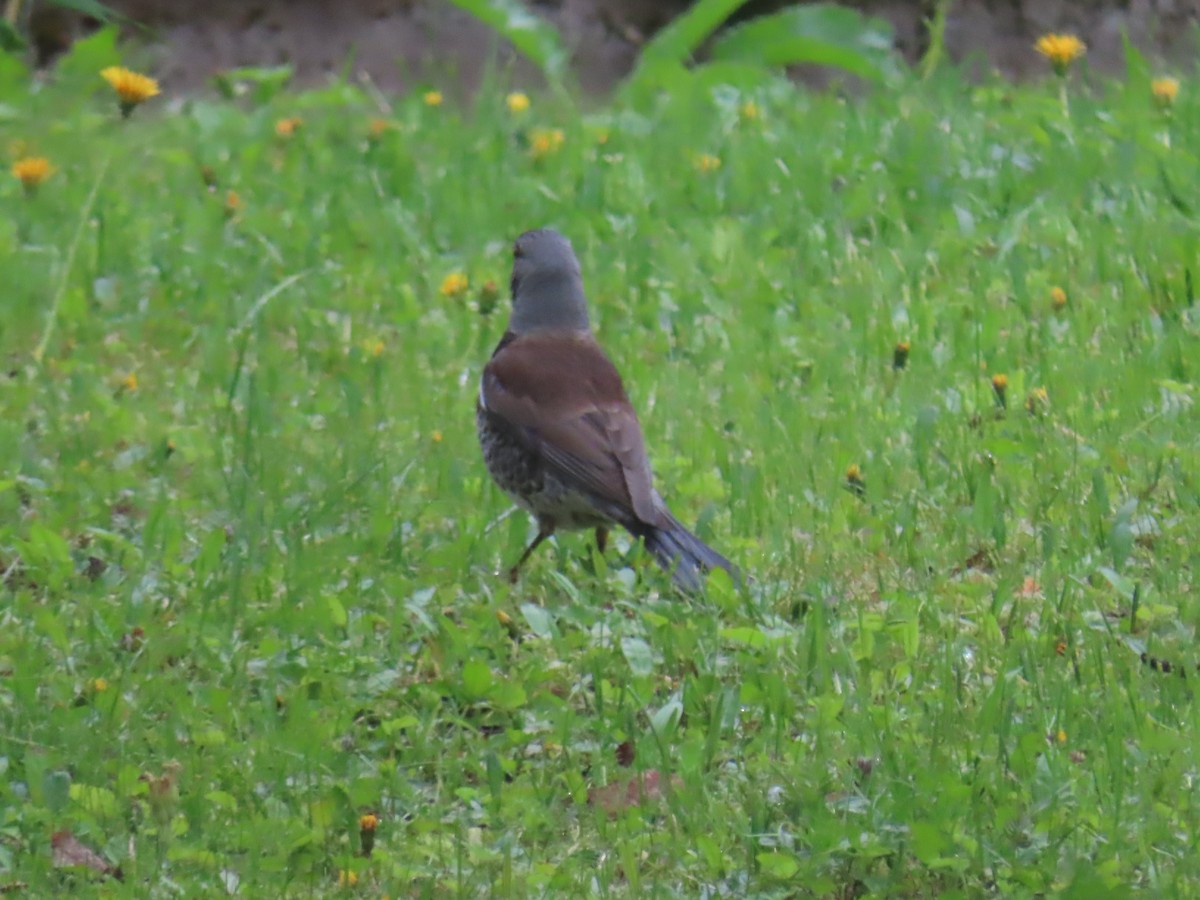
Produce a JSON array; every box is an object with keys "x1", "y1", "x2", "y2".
[{"x1": 2, "y1": 0, "x2": 1195, "y2": 98}]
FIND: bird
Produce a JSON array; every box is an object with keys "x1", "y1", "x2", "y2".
[{"x1": 476, "y1": 227, "x2": 736, "y2": 592}]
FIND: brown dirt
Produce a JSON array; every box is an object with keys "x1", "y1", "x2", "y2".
[{"x1": 24, "y1": 0, "x2": 1200, "y2": 96}]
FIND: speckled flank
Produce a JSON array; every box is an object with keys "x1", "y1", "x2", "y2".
[{"x1": 476, "y1": 402, "x2": 611, "y2": 532}]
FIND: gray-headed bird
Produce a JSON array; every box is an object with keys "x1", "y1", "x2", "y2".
[{"x1": 476, "y1": 228, "x2": 736, "y2": 591}]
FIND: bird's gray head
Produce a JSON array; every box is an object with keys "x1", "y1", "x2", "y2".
[{"x1": 508, "y1": 228, "x2": 591, "y2": 334}]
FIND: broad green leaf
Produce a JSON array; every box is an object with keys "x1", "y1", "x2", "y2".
[
  {"x1": 194, "y1": 728, "x2": 227, "y2": 747},
  {"x1": 43, "y1": 770, "x2": 72, "y2": 813},
  {"x1": 621, "y1": 0, "x2": 757, "y2": 100},
  {"x1": 620, "y1": 636, "x2": 655, "y2": 676},
  {"x1": 719, "y1": 626, "x2": 767, "y2": 648},
  {"x1": 711, "y1": 3, "x2": 897, "y2": 82},
  {"x1": 617, "y1": 60, "x2": 688, "y2": 103},
  {"x1": 1109, "y1": 498, "x2": 1138, "y2": 571},
  {"x1": 211, "y1": 65, "x2": 293, "y2": 105},
  {"x1": 205, "y1": 790, "x2": 239, "y2": 811},
  {"x1": 54, "y1": 24, "x2": 121, "y2": 87},
  {"x1": 446, "y1": 0, "x2": 566, "y2": 80},
  {"x1": 325, "y1": 595, "x2": 348, "y2": 629},
  {"x1": 729, "y1": 36, "x2": 884, "y2": 80},
  {"x1": 520, "y1": 603, "x2": 555, "y2": 639},
  {"x1": 1096, "y1": 566, "x2": 1136, "y2": 600},
  {"x1": 490, "y1": 679, "x2": 527, "y2": 711},
  {"x1": 462, "y1": 659, "x2": 494, "y2": 699},
  {"x1": 757, "y1": 852, "x2": 799, "y2": 879},
  {"x1": 696, "y1": 833, "x2": 724, "y2": 871},
  {"x1": 70, "y1": 783, "x2": 119, "y2": 818},
  {"x1": 688, "y1": 60, "x2": 780, "y2": 93},
  {"x1": 309, "y1": 797, "x2": 336, "y2": 830},
  {"x1": 382, "y1": 716, "x2": 419, "y2": 734},
  {"x1": 650, "y1": 694, "x2": 683, "y2": 735},
  {"x1": 639, "y1": 0, "x2": 752, "y2": 68},
  {"x1": 911, "y1": 820, "x2": 949, "y2": 864}
]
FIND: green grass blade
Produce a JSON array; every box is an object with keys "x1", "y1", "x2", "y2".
[{"x1": 42, "y1": 0, "x2": 117, "y2": 20}]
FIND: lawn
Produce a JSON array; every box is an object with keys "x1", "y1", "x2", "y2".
[{"x1": 2, "y1": 26, "x2": 1200, "y2": 897}]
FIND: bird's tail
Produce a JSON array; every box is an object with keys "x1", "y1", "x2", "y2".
[{"x1": 640, "y1": 514, "x2": 737, "y2": 592}]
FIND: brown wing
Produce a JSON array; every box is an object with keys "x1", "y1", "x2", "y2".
[{"x1": 480, "y1": 331, "x2": 665, "y2": 526}]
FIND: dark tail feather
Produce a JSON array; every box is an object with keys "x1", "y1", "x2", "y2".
[{"x1": 641, "y1": 515, "x2": 737, "y2": 592}]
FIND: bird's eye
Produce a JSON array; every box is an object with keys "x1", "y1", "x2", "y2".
[{"x1": 513, "y1": 244, "x2": 524, "y2": 258}]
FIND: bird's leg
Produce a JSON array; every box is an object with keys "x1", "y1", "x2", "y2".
[
  {"x1": 595, "y1": 526, "x2": 609, "y2": 555},
  {"x1": 508, "y1": 525, "x2": 553, "y2": 583}
]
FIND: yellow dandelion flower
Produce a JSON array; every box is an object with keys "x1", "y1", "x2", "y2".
[
  {"x1": 92, "y1": 677, "x2": 109, "y2": 692},
  {"x1": 844, "y1": 464, "x2": 865, "y2": 497},
  {"x1": 424, "y1": 90, "x2": 443, "y2": 107},
  {"x1": 362, "y1": 338, "x2": 384, "y2": 358},
  {"x1": 893, "y1": 340, "x2": 911, "y2": 370},
  {"x1": 1034, "y1": 34, "x2": 1085, "y2": 75},
  {"x1": 337, "y1": 869, "x2": 358, "y2": 886},
  {"x1": 1050, "y1": 286, "x2": 1067, "y2": 310},
  {"x1": 224, "y1": 190, "x2": 242, "y2": 218},
  {"x1": 440, "y1": 272, "x2": 468, "y2": 297},
  {"x1": 275, "y1": 117, "x2": 303, "y2": 138},
  {"x1": 358, "y1": 810, "x2": 378, "y2": 855},
  {"x1": 694, "y1": 153, "x2": 721, "y2": 174},
  {"x1": 991, "y1": 373, "x2": 1008, "y2": 408},
  {"x1": 100, "y1": 66, "x2": 160, "y2": 116},
  {"x1": 431, "y1": 430, "x2": 443, "y2": 443},
  {"x1": 738, "y1": 100, "x2": 761, "y2": 122},
  {"x1": 1152, "y1": 77, "x2": 1179, "y2": 107},
  {"x1": 12, "y1": 156, "x2": 54, "y2": 194},
  {"x1": 506, "y1": 92, "x2": 530, "y2": 114},
  {"x1": 122, "y1": 372, "x2": 139, "y2": 393},
  {"x1": 1025, "y1": 386, "x2": 1050, "y2": 416},
  {"x1": 529, "y1": 127, "x2": 565, "y2": 160},
  {"x1": 1056, "y1": 729, "x2": 1067, "y2": 744}
]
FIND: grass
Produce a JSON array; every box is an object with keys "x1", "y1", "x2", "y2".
[{"x1": 2, "y1": 42, "x2": 1200, "y2": 896}]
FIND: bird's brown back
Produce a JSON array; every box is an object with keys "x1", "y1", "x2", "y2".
[{"x1": 480, "y1": 330, "x2": 665, "y2": 527}]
